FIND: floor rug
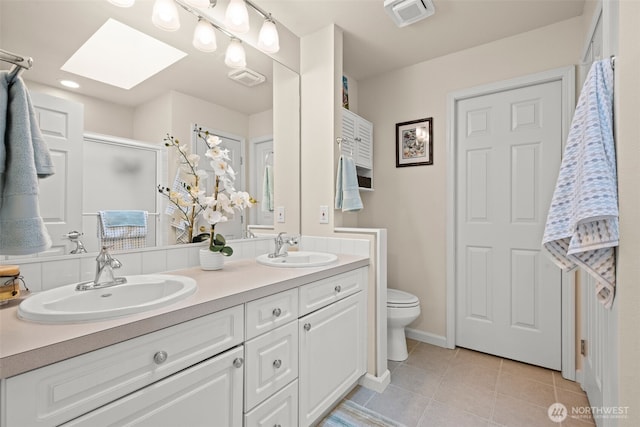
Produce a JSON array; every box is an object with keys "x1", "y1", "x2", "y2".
[{"x1": 318, "y1": 400, "x2": 407, "y2": 427}]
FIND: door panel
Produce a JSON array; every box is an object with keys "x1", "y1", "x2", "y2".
[
  {"x1": 31, "y1": 92, "x2": 83, "y2": 257},
  {"x1": 456, "y1": 81, "x2": 563, "y2": 370}
]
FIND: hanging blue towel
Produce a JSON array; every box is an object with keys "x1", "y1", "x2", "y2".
[
  {"x1": 542, "y1": 59, "x2": 618, "y2": 308},
  {"x1": 335, "y1": 154, "x2": 363, "y2": 212},
  {"x1": 261, "y1": 164, "x2": 274, "y2": 212},
  {"x1": 0, "y1": 73, "x2": 54, "y2": 256}
]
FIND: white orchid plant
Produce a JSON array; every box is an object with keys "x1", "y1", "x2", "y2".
[{"x1": 157, "y1": 126, "x2": 254, "y2": 256}]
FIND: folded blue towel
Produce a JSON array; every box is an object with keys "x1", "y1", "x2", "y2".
[
  {"x1": 0, "y1": 73, "x2": 54, "y2": 255},
  {"x1": 335, "y1": 155, "x2": 363, "y2": 212},
  {"x1": 99, "y1": 210, "x2": 148, "y2": 227}
]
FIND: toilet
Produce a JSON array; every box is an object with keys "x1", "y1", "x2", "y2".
[{"x1": 387, "y1": 288, "x2": 421, "y2": 361}]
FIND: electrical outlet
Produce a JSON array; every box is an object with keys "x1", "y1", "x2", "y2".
[
  {"x1": 276, "y1": 206, "x2": 285, "y2": 223},
  {"x1": 319, "y1": 205, "x2": 329, "y2": 224}
]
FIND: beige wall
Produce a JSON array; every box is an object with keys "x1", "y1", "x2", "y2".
[
  {"x1": 615, "y1": 0, "x2": 640, "y2": 422},
  {"x1": 26, "y1": 81, "x2": 135, "y2": 139},
  {"x1": 356, "y1": 17, "x2": 584, "y2": 337}
]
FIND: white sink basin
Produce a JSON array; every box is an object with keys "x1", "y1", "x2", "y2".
[
  {"x1": 256, "y1": 251, "x2": 338, "y2": 268},
  {"x1": 18, "y1": 274, "x2": 197, "y2": 324}
]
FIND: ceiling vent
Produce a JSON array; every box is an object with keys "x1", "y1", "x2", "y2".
[
  {"x1": 227, "y1": 68, "x2": 266, "y2": 87},
  {"x1": 384, "y1": 0, "x2": 435, "y2": 28}
]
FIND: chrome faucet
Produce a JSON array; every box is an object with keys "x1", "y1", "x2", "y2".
[
  {"x1": 63, "y1": 230, "x2": 87, "y2": 254},
  {"x1": 269, "y1": 232, "x2": 299, "y2": 258},
  {"x1": 76, "y1": 246, "x2": 127, "y2": 291}
]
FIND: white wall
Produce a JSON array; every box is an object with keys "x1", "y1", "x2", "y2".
[
  {"x1": 614, "y1": 0, "x2": 640, "y2": 423},
  {"x1": 356, "y1": 17, "x2": 584, "y2": 337}
]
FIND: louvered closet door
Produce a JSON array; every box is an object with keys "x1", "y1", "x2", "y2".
[{"x1": 455, "y1": 80, "x2": 563, "y2": 369}]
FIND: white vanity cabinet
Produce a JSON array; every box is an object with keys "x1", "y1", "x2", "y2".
[
  {"x1": 298, "y1": 268, "x2": 367, "y2": 427},
  {"x1": 3, "y1": 305, "x2": 244, "y2": 427}
]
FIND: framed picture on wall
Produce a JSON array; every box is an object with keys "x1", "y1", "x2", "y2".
[{"x1": 395, "y1": 117, "x2": 433, "y2": 167}]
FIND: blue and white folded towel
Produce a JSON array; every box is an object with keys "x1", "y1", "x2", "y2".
[
  {"x1": 542, "y1": 59, "x2": 618, "y2": 308},
  {"x1": 98, "y1": 210, "x2": 148, "y2": 239},
  {"x1": 335, "y1": 154, "x2": 363, "y2": 212}
]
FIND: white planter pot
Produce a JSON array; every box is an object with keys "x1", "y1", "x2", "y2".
[{"x1": 199, "y1": 249, "x2": 225, "y2": 271}]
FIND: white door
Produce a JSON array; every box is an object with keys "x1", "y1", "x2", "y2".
[
  {"x1": 193, "y1": 125, "x2": 244, "y2": 240},
  {"x1": 30, "y1": 92, "x2": 83, "y2": 256},
  {"x1": 250, "y1": 138, "x2": 274, "y2": 226},
  {"x1": 455, "y1": 80, "x2": 563, "y2": 369}
]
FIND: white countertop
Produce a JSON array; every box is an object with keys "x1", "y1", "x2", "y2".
[{"x1": 0, "y1": 254, "x2": 369, "y2": 379}]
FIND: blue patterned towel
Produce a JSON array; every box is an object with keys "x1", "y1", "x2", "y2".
[{"x1": 542, "y1": 59, "x2": 618, "y2": 308}]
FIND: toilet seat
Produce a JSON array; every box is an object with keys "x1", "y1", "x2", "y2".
[{"x1": 387, "y1": 288, "x2": 419, "y2": 308}]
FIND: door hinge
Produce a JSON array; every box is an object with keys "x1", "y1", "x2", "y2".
[{"x1": 581, "y1": 339, "x2": 587, "y2": 356}]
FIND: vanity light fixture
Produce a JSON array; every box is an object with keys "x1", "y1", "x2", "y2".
[
  {"x1": 257, "y1": 15, "x2": 279, "y2": 54},
  {"x1": 193, "y1": 18, "x2": 217, "y2": 52},
  {"x1": 107, "y1": 0, "x2": 135, "y2": 7},
  {"x1": 183, "y1": 0, "x2": 212, "y2": 8},
  {"x1": 224, "y1": 0, "x2": 250, "y2": 34},
  {"x1": 224, "y1": 38, "x2": 246, "y2": 68},
  {"x1": 152, "y1": 0, "x2": 181, "y2": 31}
]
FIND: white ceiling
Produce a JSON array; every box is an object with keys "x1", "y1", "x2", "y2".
[{"x1": 0, "y1": 0, "x2": 586, "y2": 113}]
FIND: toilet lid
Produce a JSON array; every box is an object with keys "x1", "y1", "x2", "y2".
[{"x1": 387, "y1": 288, "x2": 419, "y2": 306}]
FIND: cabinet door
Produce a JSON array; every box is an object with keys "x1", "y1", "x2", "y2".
[
  {"x1": 341, "y1": 108, "x2": 358, "y2": 157},
  {"x1": 245, "y1": 380, "x2": 298, "y2": 427},
  {"x1": 355, "y1": 116, "x2": 373, "y2": 169},
  {"x1": 245, "y1": 321, "x2": 298, "y2": 410},
  {"x1": 62, "y1": 346, "x2": 244, "y2": 427},
  {"x1": 298, "y1": 292, "x2": 366, "y2": 427}
]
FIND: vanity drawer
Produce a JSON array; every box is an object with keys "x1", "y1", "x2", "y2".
[
  {"x1": 246, "y1": 288, "x2": 298, "y2": 340},
  {"x1": 5, "y1": 305, "x2": 244, "y2": 427},
  {"x1": 245, "y1": 379, "x2": 298, "y2": 427},
  {"x1": 244, "y1": 321, "x2": 298, "y2": 411},
  {"x1": 299, "y1": 267, "x2": 366, "y2": 316}
]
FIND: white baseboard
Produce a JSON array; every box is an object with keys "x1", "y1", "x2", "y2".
[
  {"x1": 574, "y1": 368, "x2": 584, "y2": 386},
  {"x1": 405, "y1": 328, "x2": 450, "y2": 349},
  {"x1": 359, "y1": 370, "x2": 391, "y2": 393}
]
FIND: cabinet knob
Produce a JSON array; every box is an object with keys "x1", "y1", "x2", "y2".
[
  {"x1": 273, "y1": 359, "x2": 282, "y2": 369},
  {"x1": 335, "y1": 285, "x2": 342, "y2": 292},
  {"x1": 153, "y1": 351, "x2": 168, "y2": 365},
  {"x1": 274, "y1": 425, "x2": 282, "y2": 427},
  {"x1": 303, "y1": 323, "x2": 311, "y2": 331},
  {"x1": 272, "y1": 307, "x2": 282, "y2": 317},
  {"x1": 233, "y1": 357, "x2": 244, "y2": 368}
]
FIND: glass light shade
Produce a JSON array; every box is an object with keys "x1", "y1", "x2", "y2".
[
  {"x1": 225, "y1": 39, "x2": 246, "y2": 68},
  {"x1": 108, "y1": 0, "x2": 135, "y2": 7},
  {"x1": 152, "y1": 0, "x2": 180, "y2": 32},
  {"x1": 258, "y1": 19, "x2": 280, "y2": 53},
  {"x1": 224, "y1": 0, "x2": 250, "y2": 34},
  {"x1": 184, "y1": 0, "x2": 210, "y2": 8},
  {"x1": 193, "y1": 19, "x2": 217, "y2": 52}
]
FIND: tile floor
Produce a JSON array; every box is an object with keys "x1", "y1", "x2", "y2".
[{"x1": 344, "y1": 340, "x2": 595, "y2": 427}]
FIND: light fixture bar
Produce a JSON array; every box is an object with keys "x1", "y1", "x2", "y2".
[
  {"x1": 174, "y1": 0, "x2": 235, "y2": 39},
  {"x1": 244, "y1": 0, "x2": 270, "y2": 20}
]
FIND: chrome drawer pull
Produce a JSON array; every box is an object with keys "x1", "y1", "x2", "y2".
[
  {"x1": 335, "y1": 285, "x2": 342, "y2": 292},
  {"x1": 303, "y1": 323, "x2": 311, "y2": 331},
  {"x1": 233, "y1": 357, "x2": 244, "y2": 368},
  {"x1": 153, "y1": 351, "x2": 168, "y2": 365},
  {"x1": 272, "y1": 307, "x2": 282, "y2": 317},
  {"x1": 273, "y1": 359, "x2": 282, "y2": 369}
]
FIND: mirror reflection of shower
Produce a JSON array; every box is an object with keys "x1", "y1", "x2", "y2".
[{"x1": 250, "y1": 138, "x2": 274, "y2": 227}]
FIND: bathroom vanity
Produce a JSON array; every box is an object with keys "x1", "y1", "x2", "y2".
[{"x1": 0, "y1": 255, "x2": 368, "y2": 427}]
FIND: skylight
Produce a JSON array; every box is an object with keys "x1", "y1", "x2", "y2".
[{"x1": 61, "y1": 18, "x2": 187, "y2": 90}]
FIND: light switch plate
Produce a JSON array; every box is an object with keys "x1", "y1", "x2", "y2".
[
  {"x1": 319, "y1": 205, "x2": 329, "y2": 224},
  {"x1": 276, "y1": 206, "x2": 285, "y2": 223}
]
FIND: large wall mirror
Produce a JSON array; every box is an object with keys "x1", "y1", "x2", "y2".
[{"x1": 0, "y1": 0, "x2": 300, "y2": 258}]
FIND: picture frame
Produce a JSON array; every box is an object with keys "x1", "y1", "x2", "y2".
[{"x1": 395, "y1": 117, "x2": 433, "y2": 167}]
